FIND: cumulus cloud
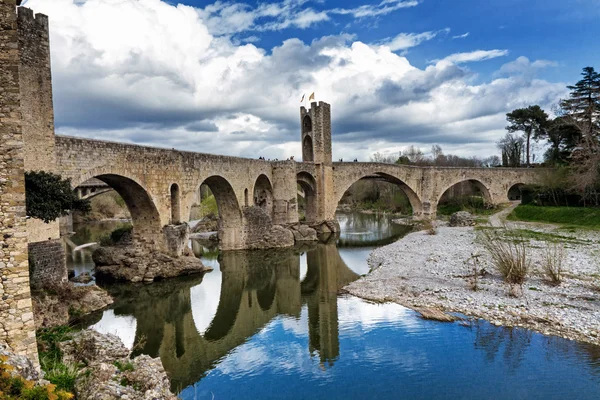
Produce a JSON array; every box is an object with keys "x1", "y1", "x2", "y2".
[
  {"x1": 497, "y1": 56, "x2": 558, "y2": 77},
  {"x1": 380, "y1": 28, "x2": 449, "y2": 52},
  {"x1": 23, "y1": 0, "x2": 567, "y2": 161}
]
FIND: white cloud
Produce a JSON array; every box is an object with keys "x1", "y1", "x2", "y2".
[
  {"x1": 381, "y1": 28, "x2": 449, "y2": 52},
  {"x1": 23, "y1": 0, "x2": 567, "y2": 161},
  {"x1": 498, "y1": 56, "x2": 558, "y2": 77},
  {"x1": 452, "y1": 32, "x2": 470, "y2": 39},
  {"x1": 331, "y1": 0, "x2": 420, "y2": 18},
  {"x1": 434, "y1": 49, "x2": 509, "y2": 65}
]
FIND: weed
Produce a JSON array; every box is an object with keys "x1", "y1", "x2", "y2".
[
  {"x1": 113, "y1": 360, "x2": 135, "y2": 373},
  {"x1": 479, "y1": 228, "x2": 531, "y2": 286},
  {"x1": 542, "y1": 242, "x2": 566, "y2": 285}
]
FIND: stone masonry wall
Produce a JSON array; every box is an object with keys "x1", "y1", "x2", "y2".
[
  {"x1": 28, "y1": 239, "x2": 67, "y2": 288},
  {"x1": 0, "y1": 0, "x2": 38, "y2": 362}
]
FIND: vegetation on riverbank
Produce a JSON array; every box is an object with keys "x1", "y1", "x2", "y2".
[
  {"x1": 98, "y1": 224, "x2": 133, "y2": 246},
  {"x1": 190, "y1": 193, "x2": 218, "y2": 220},
  {"x1": 37, "y1": 326, "x2": 80, "y2": 394},
  {"x1": 0, "y1": 355, "x2": 73, "y2": 399},
  {"x1": 507, "y1": 205, "x2": 600, "y2": 229},
  {"x1": 437, "y1": 196, "x2": 498, "y2": 216},
  {"x1": 73, "y1": 191, "x2": 129, "y2": 223}
]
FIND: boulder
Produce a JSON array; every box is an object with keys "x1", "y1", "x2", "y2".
[
  {"x1": 71, "y1": 272, "x2": 94, "y2": 284},
  {"x1": 289, "y1": 224, "x2": 318, "y2": 242},
  {"x1": 60, "y1": 330, "x2": 129, "y2": 366},
  {"x1": 163, "y1": 223, "x2": 190, "y2": 257},
  {"x1": 192, "y1": 214, "x2": 219, "y2": 233},
  {"x1": 0, "y1": 344, "x2": 41, "y2": 381},
  {"x1": 33, "y1": 284, "x2": 113, "y2": 328},
  {"x1": 310, "y1": 220, "x2": 341, "y2": 235},
  {"x1": 242, "y1": 206, "x2": 295, "y2": 249},
  {"x1": 449, "y1": 211, "x2": 475, "y2": 227},
  {"x1": 93, "y1": 246, "x2": 212, "y2": 283}
]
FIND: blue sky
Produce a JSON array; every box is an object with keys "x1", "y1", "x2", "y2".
[{"x1": 23, "y1": 0, "x2": 599, "y2": 160}]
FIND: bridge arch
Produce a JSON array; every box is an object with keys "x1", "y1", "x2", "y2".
[
  {"x1": 335, "y1": 172, "x2": 423, "y2": 216},
  {"x1": 508, "y1": 183, "x2": 525, "y2": 201},
  {"x1": 253, "y1": 174, "x2": 274, "y2": 218},
  {"x1": 297, "y1": 172, "x2": 318, "y2": 222},
  {"x1": 79, "y1": 173, "x2": 162, "y2": 246},
  {"x1": 198, "y1": 175, "x2": 243, "y2": 249},
  {"x1": 436, "y1": 178, "x2": 493, "y2": 206}
]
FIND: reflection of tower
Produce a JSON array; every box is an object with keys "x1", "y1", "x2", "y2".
[{"x1": 303, "y1": 244, "x2": 340, "y2": 366}]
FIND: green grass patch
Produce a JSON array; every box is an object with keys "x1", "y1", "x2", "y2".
[
  {"x1": 113, "y1": 360, "x2": 135, "y2": 373},
  {"x1": 437, "y1": 196, "x2": 499, "y2": 216},
  {"x1": 36, "y1": 326, "x2": 81, "y2": 394},
  {"x1": 507, "y1": 205, "x2": 600, "y2": 229}
]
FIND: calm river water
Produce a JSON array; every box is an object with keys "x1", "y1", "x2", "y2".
[{"x1": 70, "y1": 213, "x2": 600, "y2": 399}]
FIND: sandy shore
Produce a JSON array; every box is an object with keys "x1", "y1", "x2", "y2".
[{"x1": 345, "y1": 214, "x2": 600, "y2": 346}]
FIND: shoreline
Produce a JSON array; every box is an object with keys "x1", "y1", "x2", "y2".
[{"x1": 344, "y1": 218, "x2": 600, "y2": 347}]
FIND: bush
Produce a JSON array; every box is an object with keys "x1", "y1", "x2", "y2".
[
  {"x1": 437, "y1": 196, "x2": 495, "y2": 216},
  {"x1": 98, "y1": 224, "x2": 133, "y2": 246},
  {"x1": 480, "y1": 229, "x2": 530, "y2": 285},
  {"x1": 542, "y1": 242, "x2": 566, "y2": 285},
  {"x1": 0, "y1": 356, "x2": 73, "y2": 400}
]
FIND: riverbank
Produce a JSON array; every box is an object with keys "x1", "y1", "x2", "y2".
[{"x1": 344, "y1": 213, "x2": 600, "y2": 346}]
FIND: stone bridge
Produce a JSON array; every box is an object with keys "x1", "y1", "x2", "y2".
[{"x1": 0, "y1": 3, "x2": 540, "y2": 360}]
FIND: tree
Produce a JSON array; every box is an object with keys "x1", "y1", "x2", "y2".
[
  {"x1": 560, "y1": 66, "x2": 600, "y2": 141},
  {"x1": 402, "y1": 146, "x2": 426, "y2": 165},
  {"x1": 497, "y1": 133, "x2": 524, "y2": 167},
  {"x1": 544, "y1": 117, "x2": 580, "y2": 165},
  {"x1": 506, "y1": 105, "x2": 549, "y2": 166},
  {"x1": 25, "y1": 171, "x2": 91, "y2": 223}
]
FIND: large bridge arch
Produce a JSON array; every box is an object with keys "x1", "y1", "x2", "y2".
[
  {"x1": 71, "y1": 169, "x2": 164, "y2": 248},
  {"x1": 435, "y1": 178, "x2": 494, "y2": 206},
  {"x1": 252, "y1": 174, "x2": 274, "y2": 218},
  {"x1": 297, "y1": 172, "x2": 318, "y2": 223},
  {"x1": 333, "y1": 170, "x2": 423, "y2": 217},
  {"x1": 197, "y1": 175, "x2": 244, "y2": 249}
]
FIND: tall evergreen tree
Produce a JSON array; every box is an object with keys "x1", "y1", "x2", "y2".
[
  {"x1": 544, "y1": 117, "x2": 580, "y2": 165},
  {"x1": 506, "y1": 105, "x2": 549, "y2": 166},
  {"x1": 560, "y1": 66, "x2": 600, "y2": 140}
]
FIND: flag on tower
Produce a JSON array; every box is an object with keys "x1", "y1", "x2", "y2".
[
  {"x1": 300, "y1": 94, "x2": 305, "y2": 102},
  {"x1": 309, "y1": 92, "x2": 315, "y2": 101}
]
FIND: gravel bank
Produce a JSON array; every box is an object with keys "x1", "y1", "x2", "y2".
[{"x1": 344, "y1": 219, "x2": 600, "y2": 346}]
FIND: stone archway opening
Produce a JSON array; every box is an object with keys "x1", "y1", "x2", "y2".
[
  {"x1": 297, "y1": 172, "x2": 318, "y2": 223},
  {"x1": 253, "y1": 174, "x2": 273, "y2": 218},
  {"x1": 508, "y1": 183, "x2": 525, "y2": 201},
  {"x1": 170, "y1": 183, "x2": 180, "y2": 224},
  {"x1": 197, "y1": 176, "x2": 243, "y2": 249},
  {"x1": 302, "y1": 136, "x2": 314, "y2": 162},
  {"x1": 437, "y1": 179, "x2": 492, "y2": 216},
  {"x1": 91, "y1": 174, "x2": 162, "y2": 246}
]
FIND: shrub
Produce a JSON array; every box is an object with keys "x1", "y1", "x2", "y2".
[
  {"x1": 542, "y1": 242, "x2": 566, "y2": 285},
  {"x1": 0, "y1": 356, "x2": 73, "y2": 400},
  {"x1": 98, "y1": 224, "x2": 133, "y2": 246},
  {"x1": 480, "y1": 229, "x2": 531, "y2": 285}
]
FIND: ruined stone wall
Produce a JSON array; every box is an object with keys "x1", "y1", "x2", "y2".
[
  {"x1": 28, "y1": 239, "x2": 67, "y2": 288},
  {"x1": 0, "y1": 0, "x2": 38, "y2": 361}
]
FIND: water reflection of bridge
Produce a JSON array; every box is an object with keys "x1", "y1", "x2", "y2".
[{"x1": 101, "y1": 243, "x2": 359, "y2": 391}]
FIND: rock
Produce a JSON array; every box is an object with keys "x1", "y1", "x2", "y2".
[
  {"x1": 0, "y1": 344, "x2": 41, "y2": 381},
  {"x1": 62, "y1": 330, "x2": 178, "y2": 400},
  {"x1": 71, "y1": 272, "x2": 94, "y2": 284},
  {"x1": 33, "y1": 284, "x2": 113, "y2": 328},
  {"x1": 93, "y1": 246, "x2": 212, "y2": 283},
  {"x1": 289, "y1": 224, "x2": 318, "y2": 242},
  {"x1": 192, "y1": 214, "x2": 218, "y2": 233},
  {"x1": 310, "y1": 220, "x2": 341, "y2": 235},
  {"x1": 416, "y1": 307, "x2": 459, "y2": 322},
  {"x1": 242, "y1": 206, "x2": 295, "y2": 249},
  {"x1": 248, "y1": 225, "x2": 295, "y2": 249},
  {"x1": 60, "y1": 330, "x2": 129, "y2": 366},
  {"x1": 449, "y1": 211, "x2": 475, "y2": 227},
  {"x1": 163, "y1": 223, "x2": 190, "y2": 257}
]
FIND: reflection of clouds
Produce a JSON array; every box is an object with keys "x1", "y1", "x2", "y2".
[
  {"x1": 299, "y1": 253, "x2": 307, "y2": 281},
  {"x1": 337, "y1": 297, "x2": 422, "y2": 333},
  {"x1": 89, "y1": 309, "x2": 137, "y2": 349},
  {"x1": 280, "y1": 307, "x2": 309, "y2": 337},
  {"x1": 190, "y1": 263, "x2": 222, "y2": 335},
  {"x1": 338, "y1": 248, "x2": 372, "y2": 275}
]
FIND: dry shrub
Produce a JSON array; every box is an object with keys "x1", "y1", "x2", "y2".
[
  {"x1": 542, "y1": 242, "x2": 566, "y2": 285},
  {"x1": 423, "y1": 220, "x2": 437, "y2": 235},
  {"x1": 480, "y1": 229, "x2": 531, "y2": 285}
]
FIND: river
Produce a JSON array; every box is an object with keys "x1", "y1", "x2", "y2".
[{"x1": 69, "y1": 212, "x2": 600, "y2": 399}]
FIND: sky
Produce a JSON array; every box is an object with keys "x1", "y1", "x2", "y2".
[{"x1": 22, "y1": 0, "x2": 600, "y2": 161}]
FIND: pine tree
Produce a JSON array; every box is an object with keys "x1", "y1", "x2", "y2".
[
  {"x1": 560, "y1": 66, "x2": 600, "y2": 140},
  {"x1": 506, "y1": 105, "x2": 549, "y2": 166}
]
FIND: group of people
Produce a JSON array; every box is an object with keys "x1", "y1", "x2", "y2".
[
  {"x1": 338, "y1": 158, "x2": 359, "y2": 162},
  {"x1": 258, "y1": 156, "x2": 295, "y2": 161}
]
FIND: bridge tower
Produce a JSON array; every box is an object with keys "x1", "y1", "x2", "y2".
[{"x1": 300, "y1": 102, "x2": 337, "y2": 225}]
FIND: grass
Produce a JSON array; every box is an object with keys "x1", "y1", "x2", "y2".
[
  {"x1": 36, "y1": 326, "x2": 81, "y2": 394},
  {"x1": 479, "y1": 228, "x2": 531, "y2": 285},
  {"x1": 507, "y1": 204, "x2": 600, "y2": 229},
  {"x1": 542, "y1": 242, "x2": 566, "y2": 285},
  {"x1": 113, "y1": 360, "x2": 135, "y2": 373},
  {"x1": 437, "y1": 196, "x2": 498, "y2": 216}
]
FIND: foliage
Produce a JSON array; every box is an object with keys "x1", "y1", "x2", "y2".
[
  {"x1": 36, "y1": 326, "x2": 82, "y2": 394},
  {"x1": 506, "y1": 105, "x2": 549, "y2": 166},
  {"x1": 113, "y1": 360, "x2": 134, "y2": 373},
  {"x1": 340, "y1": 180, "x2": 412, "y2": 214},
  {"x1": 507, "y1": 204, "x2": 600, "y2": 228},
  {"x1": 25, "y1": 171, "x2": 91, "y2": 223},
  {"x1": 544, "y1": 116, "x2": 581, "y2": 165},
  {"x1": 1, "y1": 352, "x2": 73, "y2": 399},
  {"x1": 497, "y1": 133, "x2": 525, "y2": 167},
  {"x1": 99, "y1": 224, "x2": 133, "y2": 246},
  {"x1": 560, "y1": 66, "x2": 600, "y2": 140},
  {"x1": 479, "y1": 229, "x2": 531, "y2": 285},
  {"x1": 437, "y1": 196, "x2": 496, "y2": 216},
  {"x1": 369, "y1": 145, "x2": 499, "y2": 168},
  {"x1": 542, "y1": 242, "x2": 566, "y2": 285}
]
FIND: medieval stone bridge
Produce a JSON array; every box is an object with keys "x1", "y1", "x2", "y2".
[{"x1": 54, "y1": 130, "x2": 538, "y2": 251}]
